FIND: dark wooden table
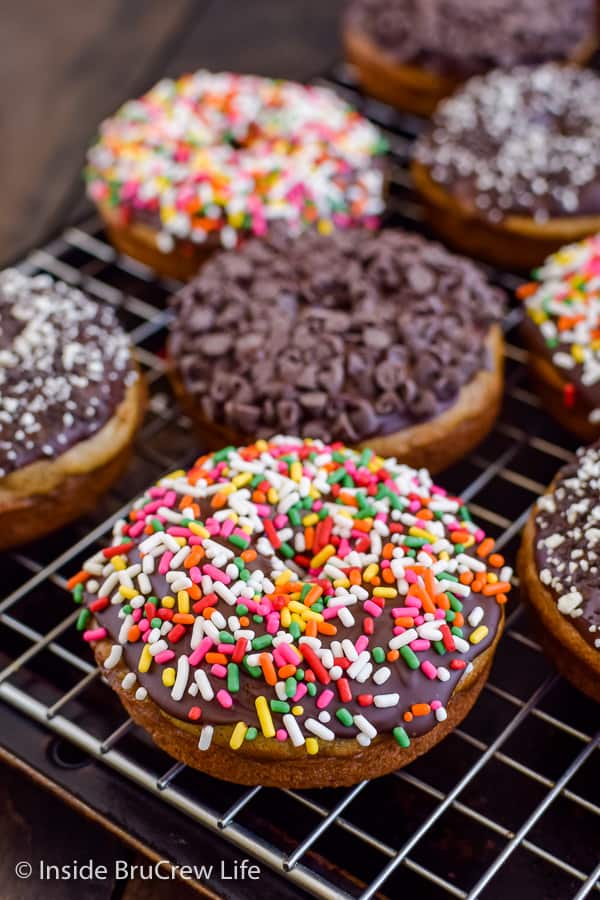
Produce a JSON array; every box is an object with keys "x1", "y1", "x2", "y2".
[{"x1": 1, "y1": 3, "x2": 343, "y2": 896}]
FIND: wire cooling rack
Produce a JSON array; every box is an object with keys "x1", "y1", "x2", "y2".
[{"x1": 0, "y1": 63, "x2": 599, "y2": 900}]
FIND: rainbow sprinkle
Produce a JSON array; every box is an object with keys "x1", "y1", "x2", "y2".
[
  {"x1": 71, "y1": 437, "x2": 510, "y2": 755},
  {"x1": 519, "y1": 234, "x2": 600, "y2": 422},
  {"x1": 85, "y1": 71, "x2": 387, "y2": 251}
]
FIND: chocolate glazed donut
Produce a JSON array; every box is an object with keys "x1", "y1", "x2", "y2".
[{"x1": 168, "y1": 228, "x2": 505, "y2": 473}]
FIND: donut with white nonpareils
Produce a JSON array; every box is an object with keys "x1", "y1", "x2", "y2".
[
  {"x1": 412, "y1": 65, "x2": 600, "y2": 269},
  {"x1": 0, "y1": 270, "x2": 146, "y2": 549},
  {"x1": 168, "y1": 227, "x2": 505, "y2": 473},
  {"x1": 71, "y1": 437, "x2": 510, "y2": 787},
  {"x1": 343, "y1": 0, "x2": 598, "y2": 115},
  {"x1": 85, "y1": 70, "x2": 387, "y2": 281},
  {"x1": 519, "y1": 442, "x2": 600, "y2": 702}
]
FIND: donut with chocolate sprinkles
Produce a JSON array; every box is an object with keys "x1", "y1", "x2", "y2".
[
  {"x1": 168, "y1": 227, "x2": 505, "y2": 473},
  {"x1": 343, "y1": 0, "x2": 597, "y2": 115},
  {"x1": 0, "y1": 270, "x2": 146, "y2": 549},
  {"x1": 71, "y1": 436, "x2": 510, "y2": 787},
  {"x1": 519, "y1": 442, "x2": 600, "y2": 702},
  {"x1": 413, "y1": 65, "x2": 600, "y2": 269}
]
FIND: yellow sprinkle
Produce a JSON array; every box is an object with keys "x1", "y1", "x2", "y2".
[
  {"x1": 302, "y1": 513, "x2": 319, "y2": 527},
  {"x1": 256, "y1": 439, "x2": 268, "y2": 452},
  {"x1": 288, "y1": 601, "x2": 323, "y2": 621},
  {"x1": 162, "y1": 667, "x2": 176, "y2": 687},
  {"x1": 177, "y1": 590, "x2": 190, "y2": 613},
  {"x1": 111, "y1": 556, "x2": 127, "y2": 571},
  {"x1": 529, "y1": 309, "x2": 546, "y2": 325},
  {"x1": 175, "y1": 537, "x2": 186, "y2": 547},
  {"x1": 119, "y1": 586, "x2": 137, "y2": 599},
  {"x1": 373, "y1": 587, "x2": 397, "y2": 598},
  {"x1": 164, "y1": 469, "x2": 186, "y2": 480},
  {"x1": 281, "y1": 607, "x2": 291, "y2": 628},
  {"x1": 333, "y1": 578, "x2": 351, "y2": 589},
  {"x1": 240, "y1": 524, "x2": 252, "y2": 535},
  {"x1": 267, "y1": 487, "x2": 279, "y2": 504},
  {"x1": 189, "y1": 522, "x2": 210, "y2": 538},
  {"x1": 409, "y1": 526, "x2": 438, "y2": 543},
  {"x1": 487, "y1": 573, "x2": 498, "y2": 584},
  {"x1": 292, "y1": 705, "x2": 304, "y2": 716},
  {"x1": 439, "y1": 551, "x2": 450, "y2": 561},
  {"x1": 308, "y1": 486, "x2": 321, "y2": 500},
  {"x1": 162, "y1": 595, "x2": 175, "y2": 609},
  {"x1": 310, "y1": 544, "x2": 336, "y2": 569},
  {"x1": 255, "y1": 695, "x2": 275, "y2": 738},
  {"x1": 571, "y1": 344, "x2": 585, "y2": 363},
  {"x1": 232, "y1": 472, "x2": 252, "y2": 488},
  {"x1": 306, "y1": 737, "x2": 319, "y2": 755},
  {"x1": 363, "y1": 563, "x2": 379, "y2": 582},
  {"x1": 290, "y1": 461, "x2": 302, "y2": 482},
  {"x1": 230, "y1": 721, "x2": 248, "y2": 750},
  {"x1": 317, "y1": 218, "x2": 333, "y2": 235},
  {"x1": 138, "y1": 644, "x2": 153, "y2": 673},
  {"x1": 275, "y1": 569, "x2": 293, "y2": 587},
  {"x1": 470, "y1": 625, "x2": 489, "y2": 645}
]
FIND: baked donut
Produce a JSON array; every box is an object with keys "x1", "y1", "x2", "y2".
[
  {"x1": 85, "y1": 71, "x2": 387, "y2": 282},
  {"x1": 412, "y1": 65, "x2": 600, "y2": 269},
  {"x1": 519, "y1": 442, "x2": 600, "y2": 702},
  {"x1": 518, "y1": 234, "x2": 600, "y2": 441},
  {"x1": 70, "y1": 436, "x2": 510, "y2": 788},
  {"x1": 0, "y1": 270, "x2": 146, "y2": 550},
  {"x1": 168, "y1": 228, "x2": 505, "y2": 473},
  {"x1": 343, "y1": 0, "x2": 597, "y2": 116}
]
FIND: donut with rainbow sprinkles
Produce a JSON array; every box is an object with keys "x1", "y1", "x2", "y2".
[{"x1": 70, "y1": 437, "x2": 510, "y2": 787}]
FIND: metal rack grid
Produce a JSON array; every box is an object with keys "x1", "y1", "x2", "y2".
[{"x1": 0, "y1": 64, "x2": 599, "y2": 900}]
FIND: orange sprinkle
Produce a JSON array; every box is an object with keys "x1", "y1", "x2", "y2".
[
  {"x1": 172, "y1": 613, "x2": 195, "y2": 625},
  {"x1": 304, "y1": 585, "x2": 323, "y2": 607},
  {"x1": 412, "y1": 703, "x2": 431, "y2": 717},
  {"x1": 260, "y1": 652, "x2": 277, "y2": 686},
  {"x1": 127, "y1": 625, "x2": 140, "y2": 643},
  {"x1": 395, "y1": 617, "x2": 415, "y2": 628},
  {"x1": 482, "y1": 581, "x2": 511, "y2": 596},
  {"x1": 496, "y1": 593, "x2": 509, "y2": 605},
  {"x1": 516, "y1": 281, "x2": 538, "y2": 299},
  {"x1": 184, "y1": 546, "x2": 204, "y2": 569},
  {"x1": 387, "y1": 649, "x2": 400, "y2": 662},
  {"x1": 241, "y1": 548, "x2": 257, "y2": 563},
  {"x1": 305, "y1": 619, "x2": 318, "y2": 638},
  {"x1": 251, "y1": 490, "x2": 267, "y2": 504},
  {"x1": 188, "y1": 584, "x2": 201, "y2": 600},
  {"x1": 349, "y1": 569, "x2": 361, "y2": 585},
  {"x1": 382, "y1": 568, "x2": 396, "y2": 584},
  {"x1": 317, "y1": 621, "x2": 337, "y2": 636},
  {"x1": 67, "y1": 570, "x2": 88, "y2": 591},
  {"x1": 416, "y1": 508, "x2": 434, "y2": 520},
  {"x1": 211, "y1": 491, "x2": 228, "y2": 509},
  {"x1": 451, "y1": 530, "x2": 471, "y2": 544},
  {"x1": 353, "y1": 519, "x2": 372, "y2": 533},
  {"x1": 202, "y1": 607, "x2": 216, "y2": 619},
  {"x1": 403, "y1": 711, "x2": 413, "y2": 722},
  {"x1": 382, "y1": 542, "x2": 395, "y2": 560},
  {"x1": 304, "y1": 527, "x2": 315, "y2": 551},
  {"x1": 205, "y1": 652, "x2": 227, "y2": 665},
  {"x1": 239, "y1": 616, "x2": 250, "y2": 627},
  {"x1": 477, "y1": 537, "x2": 495, "y2": 558},
  {"x1": 460, "y1": 571, "x2": 474, "y2": 585},
  {"x1": 278, "y1": 664, "x2": 297, "y2": 679},
  {"x1": 436, "y1": 592, "x2": 450, "y2": 611},
  {"x1": 454, "y1": 612, "x2": 464, "y2": 628},
  {"x1": 488, "y1": 553, "x2": 505, "y2": 569}
]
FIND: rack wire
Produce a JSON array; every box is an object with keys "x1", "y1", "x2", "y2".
[{"x1": 0, "y1": 63, "x2": 598, "y2": 899}]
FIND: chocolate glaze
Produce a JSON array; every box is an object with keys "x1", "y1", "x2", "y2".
[
  {"x1": 415, "y1": 65, "x2": 600, "y2": 223},
  {"x1": 534, "y1": 443, "x2": 600, "y2": 651},
  {"x1": 345, "y1": 0, "x2": 596, "y2": 78},
  {"x1": 169, "y1": 228, "x2": 503, "y2": 443},
  {"x1": 0, "y1": 270, "x2": 135, "y2": 478},
  {"x1": 85, "y1": 441, "x2": 505, "y2": 744}
]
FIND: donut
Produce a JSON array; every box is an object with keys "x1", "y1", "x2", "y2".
[
  {"x1": 0, "y1": 270, "x2": 146, "y2": 550},
  {"x1": 519, "y1": 442, "x2": 600, "y2": 702},
  {"x1": 518, "y1": 234, "x2": 600, "y2": 441},
  {"x1": 168, "y1": 228, "x2": 505, "y2": 473},
  {"x1": 85, "y1": 71, "x2": 387, "y2": 282},
  {"x1": 412, "y1": 65, "x2": 600, "y2": 269},
  {"x1": 343, "y1": 0, "x2": 597, "y2": 115},
  {"x1": 70, "y1": 436, "x2": 510, "y2": 788}
]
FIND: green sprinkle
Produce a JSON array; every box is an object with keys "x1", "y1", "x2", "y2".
[
  {"x1": 451, "y1": 625, "x2": 464, "y2": 638},
  {"x1": 227, "y1": 663, "x2": 240, "y2": 693},
  {"x1": 433, "y1": 641, "x2": 446, "y2": 656},
  {"x1": 236, "y1": 604, "x2": 249, "y2": 616},
  {"x1": 213, "y1": 446, "x2": 235, "y2": 462},
  {"x1": 400, "y1": 646, "x2": 420, "y2": 670},
  {"x1": 336, "y1": 708, "x2": 353, "y2": 727},
  {"x1": 295, "y1": 668, "x2": 305, "y2": 681},
  {"x1": 151, "y1": 518, "x2": 164, "y2": 532},
  {"x1": 279, "y1": 542, "x2": 295, "y2": 558},
  {"x1": 219, "y1": 630, "x2": 235, "y2": 644},
  {"x1": 285, "y1": 677, "x2": 297, "y2": 698},
  {"x1": 252, "y1": 634, "x2": 273, "y2": 651},
  {"x1": 150, "y1": 617, "x2": 162, "y2": 628},
  {"x1": 229, "y1": 534, "x2": 249, "y2": 550},
  {"x1": 72, "y1": 583, "x2": 84, "y2": 605},
  {"x1": 307, "y1": 681, "x2": 317, "y2": 697},
  {"x1": 393, "y1": 726, "x2": 411, "y2": 748},
  {"x1": 404, "y1": 536, "x2": 428, "y2": 548},
  {"x1": 288, "y1": 508, "x2": 301, "y2": 527},
  {"x1": 447, "y1": 592, "x2": 463, "y2": 612},
  {"x1": 289, "y1": 621, "x2": 301, "y2": 639},
  {"x1": 372, "y1": 646, "x2": 385, "y2": 664},
  {"x1": 242, "y1": 659, "x2": 262, "y2": 678},
  {"x1": 245, "y1": 727, "x2": 258, "y2": 741},
  {"x1": 252, "y1": 614, "x2": 264, "y2": 624},
  {"x1": 270, "y1": 700, "x2": 290, "y2": 714},
  {"x1": 76, "y1": 609, "x2": 91, "y2": 631}
]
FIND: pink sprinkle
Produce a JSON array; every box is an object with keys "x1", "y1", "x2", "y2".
[
  {"x1": 431, "y1": 485, "x2": 447, "y2": 496},
  {"x1": 475, "y1": 528, "x2": 485, "y2": 542},
  {"x1": 393, "y1": 607, "x2": 417, "y2": 617},
  {"x1": 138, "y1": 619, "x2": 150, "y2": 633},
  {"x1": 148, "y1": 487, "x2": 167, "y2": 498},
  {"x1": 317, "y1": 689, "x2": 334, "y2": 709},
  {"x1": 220, "y1": 519, "x2": 235, "y2": 537},
  {"x1": 274, "y1": 514, "x2": 287, "y2": 529},
  {"x1": 337, "y1": 539, "x2": 350, "y2": 558},
  {"x1": 163, "y1": 490, "x2": 177, "y2": 507},
  {"x1": 273, "y1": 647, "x2": 286, "y2": 668},
  {"x1": 141, "y1": 500, "x2": 162, "y2": 515},
  {"x1": 364, "y1": 600, "x2": 383, "y2": 617},
  {"x1": 276, "y1": 729, "x2": 287, "y2": 741},
  {"x1": 203, "y1": 564, "x2": 231, "y2": 584},
  {"x1": 278, "y1": 642, "x2": 301, "y2": 665},
  {"x1": 356, "y1": 635, "x2": 369, "y2": 653},
  {"x1": 154, "y1": 650, "x2": 175, "y2": 665},
  {"x1": 430, "y1": 700, "x2": 442, "y2": 710},
  {"x1": 406, "y1": 593, "x2": 421, "y2": 606},
  {"x1": 421, "y1": 661, "x2": 437, "y2": 680},
  {"x1": 128, "y1": 520, "x2": 145, "y2": 538},
  {"x1": 293, "y1": 683, "x2": 308, "y2": 703},
  {"x1": 434, "y1": 609, "x2": 446, "y2": 619},
  {"x1": 189, "y1": 566, "x2": 202, "y2": 583},
  {"x1": 409, "y1": 500, "x2": 421, "y2": 512},
  {"x1": 132, "y1": 608, "x2": 142, "y2": 623},
  {"x1": 211, "y1": 664, "x2": 227, "y2": 678},
  {"x1": 216, "y1": 689, "x2": 233, "y2": 709},
  {"x1": 393, "y1": 626, "x2": 405, "y2": 635},
  {"x1": 217, "y1": 643, "x2": 234, "y2": 655},
  {"x1": 83, "y1": 627, "x2": 106, "y2": 642},
  {"x1": 266, "y1": 613, "x2": 280, "y2": 635},
  {"x1": 167, "y1": 527, "x2": 191, "y2": 537},
  {"x1": 189, "y1": 637, "x2": 213, "y2": 666},
  {"x1": 158, "y1": 551, "x2": 173, "y2": 575},
  {"x1": 405, "y1": 571, "x2": 418, "y2": 585},
  {"x1": 410, "y1": 639, "x2": 430, "y2": 652}
]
